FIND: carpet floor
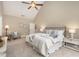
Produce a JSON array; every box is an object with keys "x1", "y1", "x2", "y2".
[{"x1": 6, "y1": 38, "x2": 79, "y2": 57}]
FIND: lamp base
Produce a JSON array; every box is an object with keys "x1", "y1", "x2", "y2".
[
  {"x1": 5, "y1": 29, "x2": 8, "y2": 36},
  {"x1": 70, "y1": 33, "x2": 74, "y2": 40}
]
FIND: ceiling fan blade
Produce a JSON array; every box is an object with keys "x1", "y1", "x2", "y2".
[
  {"x1": 31, "y1": 1, "x2": 35, "y2": 4},
  {"x1": 28, "y1": 6, "x2": 32, "y2": 9},
  {"x1": 35, "y1": 6, "x2": 38, "y2": 10},
  {"x1": 22, "y1": 1, "x2": 30, "y2": 4},
  {"x1": 36, "y1": 4, "x2": 43, "y2": 6}
]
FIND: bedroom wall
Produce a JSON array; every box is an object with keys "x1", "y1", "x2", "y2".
[
  {"x1": 34, "y1": 1, "x2": 79, "y2": 39},
  {"x1": 3, "y1": 15, "x2": 33, "y2": 35},
  {"x1": 0, "y1": 2, "x2": 3, "y2": 16},
  {"x1": 0, "y1": 2, "x2": 3, "y2": 36}
]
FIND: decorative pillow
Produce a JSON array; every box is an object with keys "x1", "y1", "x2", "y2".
[
  {"x1": 49, "y1": 30, "x2": 58, "y2": 38},
  {"x1": 45, "y1": 29, "x2": 64, "y2": 38}
]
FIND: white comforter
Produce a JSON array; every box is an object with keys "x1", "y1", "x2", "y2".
[{"x1": 28, "y1": 33, "x2": 63, "y2": 56}]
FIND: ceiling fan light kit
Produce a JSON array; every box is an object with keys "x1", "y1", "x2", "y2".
[
  {"x1": 31, "y1": 3, "x2": 36, "y2": 7},
  {"x1": 22, "y1": 1, "x2": 43, "y2": 10}
]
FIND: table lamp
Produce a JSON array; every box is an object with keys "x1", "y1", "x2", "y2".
[
  {"x1": 5, "y1": 25, "x2": 9, "y2": 36},
  {"x1": 69, "y1": 28, "x2": 76, "y2": 39},
  {"x1": 40, "y1": 25, "x2": 46, "y2": 32}
]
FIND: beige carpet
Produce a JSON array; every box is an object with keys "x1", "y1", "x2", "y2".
[{"x1": 6, "y1": 38, "x2": 79, "y2": 57}]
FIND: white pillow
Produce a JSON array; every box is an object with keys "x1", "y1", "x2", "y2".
[
  {"x1": 36, "y1": 33, "x2": 49, "y2": 37},
  {"x1": 45, "y1": 30, "x2": 64, "y2": 38},
  {"x1": 57, "y1": 30, "x2": 64, "y2": 35},
  {"x1": 45, "y1": 30, "x2": 53, "y2": 34}
]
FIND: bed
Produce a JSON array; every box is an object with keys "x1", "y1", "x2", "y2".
[{"x1": 26, "y1": 26, "x2": 66, "y2": 56}]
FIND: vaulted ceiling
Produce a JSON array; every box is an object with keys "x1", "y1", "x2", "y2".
[{"x1": 3, "y1": 1, "x2": 44, "y2": 19}]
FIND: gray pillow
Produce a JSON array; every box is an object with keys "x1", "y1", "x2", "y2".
[{"x1": 49, "y1": 30, "x2": 58, "y2": 38}]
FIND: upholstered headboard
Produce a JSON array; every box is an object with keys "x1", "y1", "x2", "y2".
[
  {"x1": 45, "y1": 26, "x2": 65, "y2": 30},
  {"x1": 44, "y1": 26, "x2": 67, "y2": 37}
]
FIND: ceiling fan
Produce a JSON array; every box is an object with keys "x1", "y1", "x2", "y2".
[{"x1": 22, "y1": 1, "x2": 43, "y2": 10}]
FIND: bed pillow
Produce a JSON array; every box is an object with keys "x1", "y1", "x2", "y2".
[
  {"x1": 45, "y1": 30, "x2": 53, "y2": 34},
  {"x1": 49, "y1": 30, "x2": 58, "y2": 38},
  {"x1": 38, "y1": 33, "x2": 49, "y2": 37},
  {"x1": 57, "y1": 30, "x2": 64, "y2": 36}
]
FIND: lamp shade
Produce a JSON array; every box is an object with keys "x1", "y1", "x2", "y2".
[
  {"x1": 32, "y1": 3, "x2": 36, "y2": 7},
  {"x1": 40, "y1": 25, "x2": 46, "y2": 32},
  {"x1": 69, "y1": 29, "x2": 76, "y2": 33},
  {"x1": 5, "y1": 25, "x2": 9, "y2": 29}
]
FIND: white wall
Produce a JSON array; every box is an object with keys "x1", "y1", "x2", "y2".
[
  {"x1": 0, "y1": 16, "x2": 2, "y2": 36},
  {"x1": 3, "y1": 15, "x2": 33, "y2": 35},
  {"x1": 0, "y1": 2, "x2": 3, "y2": 36},
  {"x1": 34, "y1": 1, "x2": 79, "y2": 39},
  {"x1": 35, "y1": 1, "x2": 79, "y2": 29}
]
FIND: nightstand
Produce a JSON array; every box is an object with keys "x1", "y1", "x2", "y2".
[{"x1": 64, "y1": 38, "x2": 79, "y2": 52}]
